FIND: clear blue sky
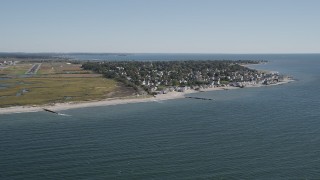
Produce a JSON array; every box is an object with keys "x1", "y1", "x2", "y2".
[{"x1": 0, "y1": 0, "x2": 319, "y2": 53}]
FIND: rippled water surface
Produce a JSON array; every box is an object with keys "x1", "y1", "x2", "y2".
[{"x1": 1, "y1": 54, "x2": 320, "y2": 179}]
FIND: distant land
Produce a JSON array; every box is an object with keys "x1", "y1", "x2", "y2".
[{"x1": 0, "y1": 52, "x2": 131, "y2": 60}]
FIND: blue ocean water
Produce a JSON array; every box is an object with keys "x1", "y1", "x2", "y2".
[
  {"x1": 60, "y1": 53, "x2": 316, "y2": 62},
  {"x1": 0, "y1": 54, "x2": 320, "y2": 179}
]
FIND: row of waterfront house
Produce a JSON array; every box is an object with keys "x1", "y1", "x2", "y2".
[{"x1": 150, "y1": 72, "x2": 290, "y2": 94}]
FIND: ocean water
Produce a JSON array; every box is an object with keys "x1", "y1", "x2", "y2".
[
  {"x1": 60, "y1": 53, "x2": 317, "y2": 62},
  {"x1": 1, "y1": 54, "x2": 320, "y2": 179}
]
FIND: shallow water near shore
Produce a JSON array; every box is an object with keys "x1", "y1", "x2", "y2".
[{"x1": 1, "y1": 54, "x2": 320, "y2": 179}]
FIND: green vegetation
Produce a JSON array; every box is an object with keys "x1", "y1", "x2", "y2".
[
  {"x1": 0, "y1": 77, "x2": 120, "y2": 107},
  {"x1": 0, "y1": 63, "x2": 33, "y2": 76},
  {"x1": 0, "y1": 61, "x2": 136, "y2": 107},
  {"x1": 37, "y1": 62, "x2": 92, "y2": 75}
]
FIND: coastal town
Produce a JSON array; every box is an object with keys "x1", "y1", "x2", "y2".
[{"x1": 82, "y1": 60, "x2": 291, "y2": 95}]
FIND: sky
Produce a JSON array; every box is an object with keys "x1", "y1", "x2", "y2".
[{"x1": 0, "y1": 0, "x2": 319, "y2": 53}]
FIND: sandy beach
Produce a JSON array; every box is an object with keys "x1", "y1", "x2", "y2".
[{"x1": 0, "y1": 79, "x2": 294, "y2": 115}]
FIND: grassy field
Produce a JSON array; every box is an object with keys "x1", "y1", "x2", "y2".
[
  {"x1": 37, "y1": 62, "x2": 92, "y2": 75},
  {"x1": 0, "y1": 61, "x2": 135, "y2": 107},
  {"x1": 0, "y1": 63, "x2": 33, "y2": 76},
  {"x1": 0, "y1": 77, "x2": 124, "y2": 107}
]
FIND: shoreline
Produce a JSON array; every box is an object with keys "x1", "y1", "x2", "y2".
[{"x1": 0, "y1": 79, "x2": 294, "y2": 115}]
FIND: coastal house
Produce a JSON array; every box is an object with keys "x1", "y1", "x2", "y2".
[{"x1": 176, "y1": 86, "x2": 189, "y2": 92}]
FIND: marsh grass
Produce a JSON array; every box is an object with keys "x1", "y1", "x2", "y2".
[
  {"x1": 0, "y1": 77, "x2": 119, "y2": 107},
  {"x1": 0, "y1": 62, "x2": 137, "y2": 107},
  {"x1": 0, "y1": 63, "x2": 33, "y2": 76}
]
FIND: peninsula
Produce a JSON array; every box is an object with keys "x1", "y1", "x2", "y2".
[
  {"x1": 82, "y1": 60, "x2": 291, "y2": 95},
  {"x1": 0, "y1": 55, "x2": 293, "y2": 114}
]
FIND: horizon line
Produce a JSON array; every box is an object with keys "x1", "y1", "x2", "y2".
[{"x1": 1, "y1": 52, "x2": 320, "y2": 55}]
